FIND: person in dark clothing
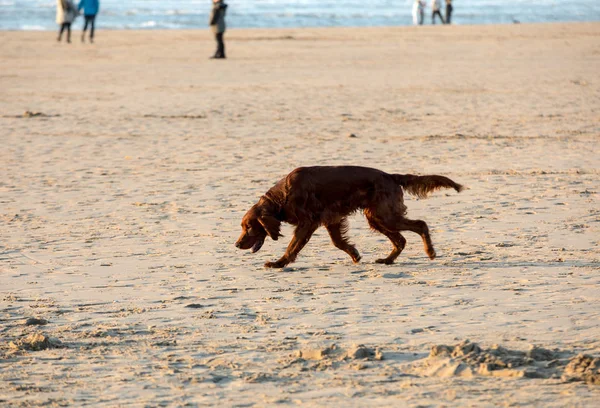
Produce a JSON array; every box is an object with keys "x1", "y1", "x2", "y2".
[
  {"x1": 82, "y1": 15, "x2": 96, "y2": 42},
  {"x1": 78, "y1": 0, "x2": 99, "y2": 43},
  {"x1": 209, "y1": 0, "x2": 228, "y2": 59},
  {"x1": 445, "y1": 0, "x2": 453, "y2": 24},
  {"x1": 431, "y1": 0, "x2": 445, "y2": 24},
  {"x1": 58, "y1": 23, "x2": 72, "y2": 43}
]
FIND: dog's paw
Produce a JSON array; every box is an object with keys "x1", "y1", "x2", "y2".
[
  {"x1": 264, "y1": 260, "x2": 286, "y2": 268},
  {"x1": 427, "y1": 249, "x2": 436, "y2": 260},
  {"x1": 375, "y1": 258, "x2": 394, "y2": 265}
]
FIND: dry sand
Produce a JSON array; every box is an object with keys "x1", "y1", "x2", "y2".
[{"x1": 1, "y1": 23, "x2": 599, "y2": 406}]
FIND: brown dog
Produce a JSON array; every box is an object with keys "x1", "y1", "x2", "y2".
[{"x1": 235, "y1": 166, "x2": 463, "y2": 268}]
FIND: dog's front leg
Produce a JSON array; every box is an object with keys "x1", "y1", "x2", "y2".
[{"x1": 265, "y1": 222, "x2": 319, "y2": 268}]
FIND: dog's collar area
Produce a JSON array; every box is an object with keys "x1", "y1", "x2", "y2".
[{"x1": 261, "y1": 194, "x2": 285, "y2": 221}]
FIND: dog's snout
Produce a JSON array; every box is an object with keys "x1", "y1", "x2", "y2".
[{"x1": 235, "y1": 241, "x2": 241, "y2": 248}]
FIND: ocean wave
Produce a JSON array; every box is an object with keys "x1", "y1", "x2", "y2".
[
  {"x1": 246, "y1": 12, "x2": 406, "y2": 18},
  {"x1": 20, "y1": 25, "x2": 46, "y2": 31},
  {"x1": 122, "y1": 9, "x2": 198, "y2": 17},
  {"x1": 117, "y1": 20, "x2": 193, "y2": 30},
  {"x1": 165, "y1": 10, "x2": 196, "y2": 16}
]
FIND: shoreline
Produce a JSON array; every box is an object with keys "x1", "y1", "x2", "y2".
[
  {"x1": 3, "y1": 17, "x2": 600, "y2": 32},
  {"x1": 1, "y1": 20, "x2": 599, "y2": 32}
]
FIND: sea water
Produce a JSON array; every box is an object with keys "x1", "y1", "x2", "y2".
[{"x1": 1, "y1": 0, "x2": 599, "y2": 31}]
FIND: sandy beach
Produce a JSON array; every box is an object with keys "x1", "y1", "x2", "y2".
[{"x1": 1, "y1": 23, "x2": 599, "y2": 406}]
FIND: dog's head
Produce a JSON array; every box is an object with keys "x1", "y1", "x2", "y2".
[{"x1": 235, "y1": 201, "x2": 282, "y2": 253}]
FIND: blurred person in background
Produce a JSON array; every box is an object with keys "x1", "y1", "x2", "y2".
[
  {"x1": 445, "y1": 0, "x2": 453, "y2": 24},
  {"x1": 431, "y1": 0, "x2": 445, "y2": 24},
  {"x1": 78, "y1": 0, "x2": 99, "y2": 43},
  {"x1": 209, "y1": 0, "x2": 228, "y2": 59},
  {"x1": 413, "y1": 0, "x2": 426, "y2": 25},
  {"x1": 56, "y1": 0, "x2": 78, "y2": 43}
]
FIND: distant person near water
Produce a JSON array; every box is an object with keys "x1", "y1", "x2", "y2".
[
  {"x1": 209, "y1": 0, "x2": 228, "y2": 59},
  {"x1": 431, "y1": 0, "x2": 445, "y2": 24},
  {"x1": 56, "y1": 0, "x2": 78, "y2": 43},
  {"x1": 445, "y1": 0, "x2": 453, "y2": 24},
  {"x1": 78, "y1": 0, "x2": 99, "y2": 43},
  {"x1": 412, "y1": 0, "x2": 425, "y2": 25}
]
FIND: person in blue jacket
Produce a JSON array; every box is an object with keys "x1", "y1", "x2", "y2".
[{"x1": 78, "y1": 0, "x2": 99, "y2": 43}]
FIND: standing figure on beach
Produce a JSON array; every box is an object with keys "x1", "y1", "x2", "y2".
[
  {"x1": 412, "y1": 0, "x2": 426, "y2": 25},
  {"x1": 431, "y1": 0, "x2": 445, "y2": 24},
  {"x1": 78, "y1": 0, "x2": 99, "y2": 43},
  {"x1": 209, "y1": 0, "x2": 228, "y2": 59},
  {"x1": 445, "y1": 0, "x2": 453, "y2": 24},
  {"x1": 56, "y1": 0, "x2": 78, "y2": 43}
]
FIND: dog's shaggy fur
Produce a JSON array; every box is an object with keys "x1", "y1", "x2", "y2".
[{"x1": 235, "y1": 166, "x2": 463, "y2": 268}]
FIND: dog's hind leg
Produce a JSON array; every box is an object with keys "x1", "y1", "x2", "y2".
[
  {"x1": 395, "y1": 218, "x2": 436, "y2": 260},
  {"x1": 365, "y1": 214, "x2": 407, "y2": 264},
  {"x1": 265, "y1": 222, "x2": 319, "y2": 268},
  {"x1": 366, "y1": 197, "x2": 434, "y2": 261},
  {"x1": 325, "y1": 218, "x2": 361, "y2": 263}
]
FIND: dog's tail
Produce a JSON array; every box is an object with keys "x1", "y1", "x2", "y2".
[{"x1": 393, "y1": 174, "x2": 464, "y2": 199}]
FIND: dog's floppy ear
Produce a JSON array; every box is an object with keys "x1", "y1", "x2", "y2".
[{"x1": 259, "y1": 215, "x2": 282, "y2": 241}]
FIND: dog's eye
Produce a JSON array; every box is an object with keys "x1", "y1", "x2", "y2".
[{"x1": 247, "y1": 227, "x2": 256, "y2": 236}]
